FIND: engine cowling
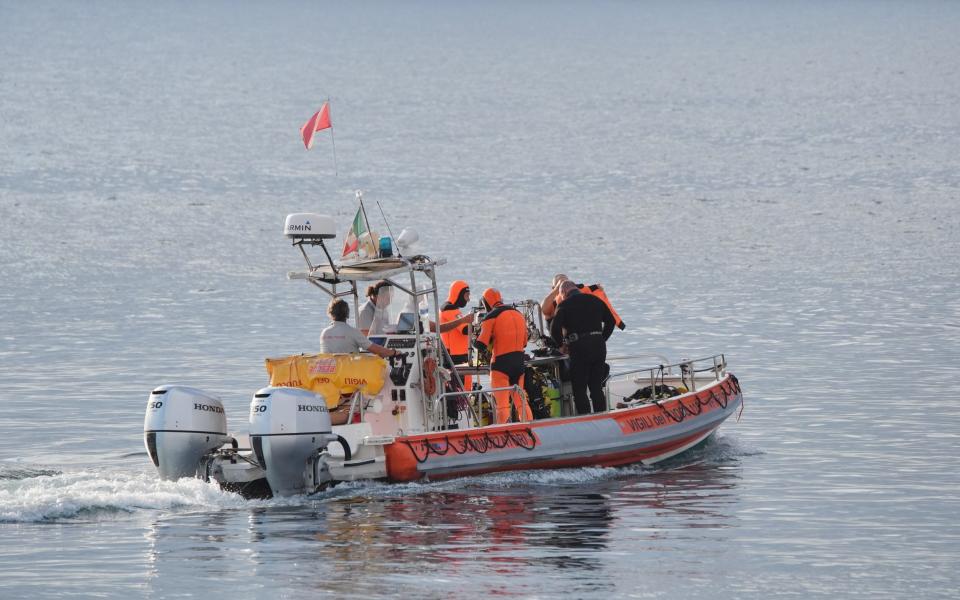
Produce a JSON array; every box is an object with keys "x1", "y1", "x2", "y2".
[
  {"x1": 248, "y1": 386, "x2": 338, "y2": 496},
  {"x1": 144, "y1": 386, "x2": 229, "y2": 480}
]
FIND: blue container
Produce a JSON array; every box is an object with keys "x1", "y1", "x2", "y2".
[{"x1": 378, "y1": 236, "x2": 393, "y2": 258}]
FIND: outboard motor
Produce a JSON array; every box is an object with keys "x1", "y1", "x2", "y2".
[
  {"x1": 248, "y1": 387, "x2": 341, "y2": 497},
  {"x1": 144, "y1": 386, "x2": 229, "y2": 480}
]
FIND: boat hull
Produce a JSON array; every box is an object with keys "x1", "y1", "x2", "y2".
[{"x1": 384, "y1": 373, "x2": 742, "y2": 482}]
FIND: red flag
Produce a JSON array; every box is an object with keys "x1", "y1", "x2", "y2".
[{"x1": 300, "y1": 102, "x2": 332, "y2": 150}]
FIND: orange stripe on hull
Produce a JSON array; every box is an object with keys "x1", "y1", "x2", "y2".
[
  {"x1": 385, "y1": 424, "x2": 719, "y2": 482},
  {"x1": 383, "y1": 374, "x2": 741, "y2": 482}
]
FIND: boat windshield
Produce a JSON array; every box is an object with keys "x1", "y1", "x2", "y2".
[{"x1": 359, "y1": 283, "x2": 427, "y2": 335}]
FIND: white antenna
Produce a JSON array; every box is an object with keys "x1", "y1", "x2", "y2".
[{"x1": 375, "y1": 197, "x2": 399, "y2": 257}]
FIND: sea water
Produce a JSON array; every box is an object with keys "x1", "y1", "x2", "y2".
[{"x1": 1, "y1": 1, "x2": 958, "y2": 598}]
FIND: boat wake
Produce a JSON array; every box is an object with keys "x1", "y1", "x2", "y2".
[
  {"x1": 0, "y1": 464, "x2": 62, "y2": 481},
  {"x1": 0, "y1": 435, "x2": 757, "y2": 523},
  {"x1": 0, "y1": 469, "x2": 281, "y2": 524},
  {"x1": 658, "y1": 431, "x2": 760, "y2": 467}
]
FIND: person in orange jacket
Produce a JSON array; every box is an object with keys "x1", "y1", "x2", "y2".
[
  {"x1": 440, "y1": 280, "x2": 474, "y2": 390},
  {"x1": 475, "y1": 288, "x2": 533, "y2": 424},
  {"x1": 541, "y1": 273, "x2": 625, "y2": 330}
]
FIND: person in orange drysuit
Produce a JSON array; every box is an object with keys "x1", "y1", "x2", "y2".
[
  {"x1": 541, "y1": 273, "x2": 625, "y2": 330},
  {"x1": 475, "y1": 288, "x2": 533, "y2": 424},
  {"x1": 440, "y1": 280, "x2": 474, "y2": 391}
]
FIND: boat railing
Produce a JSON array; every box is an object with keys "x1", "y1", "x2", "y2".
[
  {"x1": 433, "y1": 385, "x2": 527, "y2": 428},
  {"x1": 605, "y1": 354, "x2": 727, "y2": 405},
  {"x1": 606, "y1": 353, "x2": 673, "y2": 371}
]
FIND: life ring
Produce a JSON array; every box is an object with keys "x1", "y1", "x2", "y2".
[{"x1": 422, "y1": 357, "x2": 438, "y2": 396}]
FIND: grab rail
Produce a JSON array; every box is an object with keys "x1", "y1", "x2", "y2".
[
  {"x1": 606, "y1": 354, "x2": 726, "y2": 382},
  {"x1": 605, "y1": 354, "x2": 727, "y2": 406},
  {"x1": 434, "y1": 385, "x2": 526, "y2": 427},
  {"x1": 431, "y1": 355, "x2": 728, "y2": 427}
]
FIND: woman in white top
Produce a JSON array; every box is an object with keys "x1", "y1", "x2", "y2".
[{"x1": 320, "y1": 298, "x2": 398, "y2": 358}]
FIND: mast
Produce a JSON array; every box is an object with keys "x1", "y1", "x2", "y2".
[{"x1": 327, "y1": 98, "x2": 339, "y2": 176}]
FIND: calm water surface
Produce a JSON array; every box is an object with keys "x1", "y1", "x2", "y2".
[{"x1": 1, "y1": 1, "x2": 958, "y2": 598}]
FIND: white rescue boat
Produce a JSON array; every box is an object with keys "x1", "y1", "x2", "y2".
[{"x1": 144, "y1": 199, "x2": 743, "y2": 498}]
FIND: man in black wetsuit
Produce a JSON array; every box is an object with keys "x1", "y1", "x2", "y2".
[{"x1": 549, "y1": 281, "x2": 616, "y2": 414}]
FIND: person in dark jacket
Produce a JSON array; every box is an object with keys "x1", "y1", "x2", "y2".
[
  {"x1": 541, "y1": 273, "x2": 625, "y2": 330},
  {"x1": 549, "y1": 281, "x2": 615, "y2": 414}
]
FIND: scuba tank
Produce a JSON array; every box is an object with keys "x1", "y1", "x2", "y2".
[
  {"x1": 480, "y1": 396, "x2": 492, "y2": 426},
  {"x1": 543, "y1": 378, "x2": 561, "y2": 418},
  {"x1": 471, "y1": 382, "x2": 491, "y2": 426}
]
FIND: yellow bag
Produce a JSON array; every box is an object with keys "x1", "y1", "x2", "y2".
[{"x1": 265, "y1": 353, "x2": 387, "y2": 408}]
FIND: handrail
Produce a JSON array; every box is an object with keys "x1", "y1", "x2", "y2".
[
  {"x1": 433, "y1": 385, "x2": 526, "y2": 426},
  {"x1": 607, "y1": 353, "x2": 672, "y2": 367},
  {"x1": 605, "y1": 354, "x2": 727, "y2": 405},
  {"x1": 606, "y1": 354, "x2": 726, "y2": 382}
]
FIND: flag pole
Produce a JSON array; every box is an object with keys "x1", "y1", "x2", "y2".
[
  {"x1": 356, "y1": 190, "x2": 375, "y2": 253},
  {"x1": 327, "y1": 98, "x2": 339, "y2": 176}
]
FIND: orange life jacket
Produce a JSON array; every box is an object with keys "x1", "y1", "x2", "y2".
[
  {"x1": 578, "y1": 284, "x2": 623, "y2": 329},
  {"x1": 440, "y1": 280, "x2": 471, "y2": 356},
  {"x1": 476, "y1": 304, "x2": 527, "y2": 362},
  {"x1": 440, "y1": 306, "x2": 468, "y2": 355}
]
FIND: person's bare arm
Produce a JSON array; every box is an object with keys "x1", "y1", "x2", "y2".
[
  {"x1": 541, "y1": 285, "x2": 561, "y2": 319},
  {"x1": 367, "y1": 343, "x2": 399, "y2": 359},
  {"x1": 433, "y1": 313, "x2": 473, "y2": 333}
]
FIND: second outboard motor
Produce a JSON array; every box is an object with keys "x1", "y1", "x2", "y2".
[
  {"x1": 144, "y1": 386, "x2": 229, "y2": 480},
  {"x1": 248, "y1": 387, "x2": 340, "y2": 496}
]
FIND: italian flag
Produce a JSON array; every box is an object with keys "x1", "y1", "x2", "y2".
[{"x1": 341, "y1": 207, "x2": 367, "y2": 257}]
